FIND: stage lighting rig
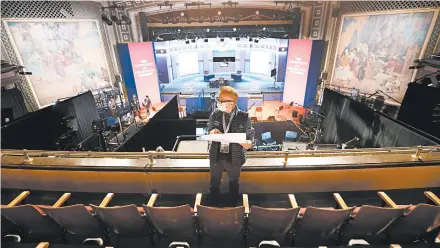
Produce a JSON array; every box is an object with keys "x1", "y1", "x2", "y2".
[
  {"x1": 184, "y1": 2, "x2": 212, "y2": 9},
  {"x1": 110, "y1": 10, "x2": 122, "y2": 25},
  {"x1": 222, "y1": 1, "x2": 238, "y2": 8},
  {"x1": 101, "y1": 5, "x2": 131, "y2": 26},
  {"x1": 158, "y1": 1, "x2": 174, "y2": 9}
]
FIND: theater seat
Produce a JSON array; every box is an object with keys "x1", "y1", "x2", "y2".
[
  {"x1": 142, "y1": 193, "x2": 198, "y2": 247},
  {"x1": 333, "y1": 193, "x2": 407, "y2": 245},
  {"x1": 91, "y1": 202, "x2": 152, "y2": 248},
  {"x1": 247, "y1": 194, "x2": 300, "y2": 247},
  {"x1": 1, "y1": 192, "x2": 67, "y2": 243},
  {"x1": 292, "y1": 206, "x2": 354, "y2": 246},
  {"x1": 195, "y1": 193, "x2": 248, "y2": 247},
  {"x1": 41, "y1": 204, "x2": 107, "y2": 244},
  {"x1": 383, "y1": 191, "x2": 440, "y2": 244}
]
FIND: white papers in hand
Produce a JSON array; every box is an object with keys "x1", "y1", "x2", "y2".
[{"x1": 201, "y1": 133, "x2": 246, "y2": 144}]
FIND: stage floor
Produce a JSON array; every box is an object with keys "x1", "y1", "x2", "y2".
[{"x1": 161, "y1": 73, "x2": 284, "y2": 94}]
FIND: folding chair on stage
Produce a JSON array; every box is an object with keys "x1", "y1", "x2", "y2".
[
  {"x1": 1, "y1": 191, "x2": 68, "y2": 243},
  {"x1": 292, "y1": 203, "x2": 354, "y2": 246},
  {"x1": 91, "y1": 194, "x2": 152, "y2": 248},
  {"x1": 40, "y1": 193, "x2": 113, "y2": 245},
  {"x1": 378, "y1": 191, "x2": 440, "y2": 244},
  {"x1": 247, "y1": 194, "x2": 300, "y2": 247},
  {"x1": 143, "y1": 193, "x2": 198, "y2": 248},
  {"x1": 194, "y1": 193, "x2": 248, "y2": 247},
  {"x1": 333, "y1": 193, "x2": 407, "y2": 245}
]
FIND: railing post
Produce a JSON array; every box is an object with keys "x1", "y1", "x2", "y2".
[
  {"x1": 412, "y1": 145, "x2": 423, "y2": 161},
  {"x1": 23, "y1": 149, "x2": 33, "y2": 164},
  {"x1": 148, "y1": 153, "x2": 156, "y2": 166},
  {"x1": 283, "y1": 152, "x2": 289, "y2": 167}
]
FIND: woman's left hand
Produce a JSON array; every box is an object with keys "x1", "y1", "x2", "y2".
[{"x1": 240, "y1": 141, "x2": 252, "y2": 150}]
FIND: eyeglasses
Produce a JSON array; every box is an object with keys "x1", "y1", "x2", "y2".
[{"x1": 218, "y1": 100, "x2": 234, "y2": 104}]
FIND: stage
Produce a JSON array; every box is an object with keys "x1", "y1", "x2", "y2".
[{"x1": 160, "y1": 72, "x2": 283, "y2": 94}]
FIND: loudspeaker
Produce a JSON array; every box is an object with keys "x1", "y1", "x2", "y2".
[
  {"x1": 139, "y1": 12, "x2": 149, "y2": 42},
  {"x1": 321, "y1": 72, "x2": 328, "y2": 80},
  {"x1": 331, "y1": 7, "x2": 340, "y2": 17},
  {"x1": 292, "y1": 110, "x2": 298, "y2": 118},
  {"x1": 290, "y1": 7, "x2": 301, "y2": 39}
]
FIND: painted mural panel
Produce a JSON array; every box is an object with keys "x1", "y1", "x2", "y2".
[
  {"x1": 4, "y1": 19, "x2": 111, "y2": 107},
  {"x1": 331, "y1": 10, "x2": 438, "y2": 103}
]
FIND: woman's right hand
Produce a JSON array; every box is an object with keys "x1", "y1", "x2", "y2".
[{"x1": 210, "y1": 129, "x2": 222, "y2": 134}]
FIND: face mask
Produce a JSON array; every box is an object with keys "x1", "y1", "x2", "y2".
[{"x1": 217, "y1": 102, "x2": 227, "y2": 112}]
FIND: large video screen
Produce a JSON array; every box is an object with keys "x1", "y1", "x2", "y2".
[
  {"x1": 178, "y1": 52, "x2": 199, "y2": 76},
  {"x1": 153, "y1": 38, "x2": 288, "y2": 95}
]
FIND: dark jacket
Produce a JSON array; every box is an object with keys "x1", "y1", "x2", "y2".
[{"x1": 207, "y1": 108, "x2": 254, "y2": 167}]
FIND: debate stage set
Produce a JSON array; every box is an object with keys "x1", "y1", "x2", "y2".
[{"x1": 1, "y1": 1, "x2": 440, "y2": 248}]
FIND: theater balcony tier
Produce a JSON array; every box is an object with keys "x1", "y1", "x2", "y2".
[{"x1": 2, "y1": 146, "x2": 440, "y2": 194}]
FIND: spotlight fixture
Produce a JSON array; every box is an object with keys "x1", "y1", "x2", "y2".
[
  {"x1": 206, "y1": 28, "x2": 210, "y2": 32},
  {"x1": 220, "y1": 38, "x2": 224, "y2": 42},
  {"x1": 254, "y1": 39, "x2": 259, "y2": 43},
  {"x1": 191, "y1": 39, "x2": 196, "y2": 43},
  {"x1": 249, "y1": 37, "x2": 253, "y2": 42},
  {"x1": 204, "y1": 38, "x2": 208, "y2": 42},
  {"x1": 185, "y1": 40, "x2": 190, "y2": 44},
  {"x1": 121, "y1": 15, "x2": 131, "y2": 25},
  {"x1": 236, "y1": 37, "x2": 240, "y2": 41},
  {"x1": 233, "y1": 28, "x2": 236, "y2": 32},
  {"x1": 110, "y1": 11, "x2": 122, "y2": 25},
  {"x1": 101, "y1": 10, "x2": 112, "y2": 25}
]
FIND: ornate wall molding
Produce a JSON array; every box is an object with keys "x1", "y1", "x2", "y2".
[{"x1": 310, "y1": 1, "x2": 330, "y2": 40}]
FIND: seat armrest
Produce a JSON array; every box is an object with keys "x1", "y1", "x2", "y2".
[
  {"x1": 99, "y1": 193, "x2": 114, "y2": 207},
  {"x1": 7, "y1": 191, "x2": 30, "y2": 207},
  {"x1": 333, "y1": 193, "x2": 348, "y2": 209},
  {"x1": 378, "y1": 191, "x2": 397, "y2": 208},
  {"x1": 194, "y1": 193, "x2": 202, "y2": 213},
  {"x1": 243, "y1": 194, "x2": 250, "y2": 215},
  {"x1": 288, "y1": 194, "x2": 298, "y2": 208},
  {"x1": 53, "y1": 193, "x2": 71, "y2": 208},
  {"x1": 147, "y1": 193, "x2": 159, "y2": 207},
  {"x1": 36, "y1": 242, "x2": 49, "y2": 248},
  {"x1": 424, "y1": 191, "x2": 440, "y2": 206}
]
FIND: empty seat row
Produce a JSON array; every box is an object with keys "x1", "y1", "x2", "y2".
[{"x1": 2, "y1": 191, "x2": 440, "y2": 248}]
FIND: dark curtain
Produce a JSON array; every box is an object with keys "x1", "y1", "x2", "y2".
[
  {"x1": 69, "y1": 92, "x2": 100, "y2": 141},
  {"x1": 1, "y1": 88, "x2": 28, "y2": 120},
  {"x1": 1, "y1": 91, "x2": 99, "y2": 150},
  {"x1": 321, "y1": 89, "x2": 439, "y2": 148},
  {"x1": 152, "y1": 95, "x2": 179, "y2": 120},
  {"x1": 116, "y1": 119, "x2": 196, "y2": 152}
]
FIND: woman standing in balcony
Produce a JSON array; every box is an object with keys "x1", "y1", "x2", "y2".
[{"x1": 207, "y1": 86, "x2": 254, "y2": 206}]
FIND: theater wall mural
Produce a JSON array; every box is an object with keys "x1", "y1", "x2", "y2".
[{"x1": 330, "y1": 9, "x2": 438, "y2": 104}]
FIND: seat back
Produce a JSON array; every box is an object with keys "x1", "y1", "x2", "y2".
[
  {"x1": 143, "y1": 204, "x2": 194, "y2": 236},
  {"x1": 41, "y1": 205, "x2": 106, "y2": 237},
  {"x1": 342, "y1": 205, "x2": 406, "y2": 243},
  {"x1": 294, "y1": 207, "x2": 353, "y2": 246},
  {"x1": 389, "y1": 204, "x2": 440, "y2": 244},
  {"x1": 249, "y1": 206, "x2": 299, "y2": 240},
  {"x1": 91, "y1": 204, "x2": 150, "y2": 237},
  {"x1": 261, "y1": 132, "x2": 272, "y2": 141},
  {"x1": 1, "y1": 205, "x2": 63, "y2": 237},
  {"x1": 197, "y1": 205, "x2": 245, "y2": 238}
]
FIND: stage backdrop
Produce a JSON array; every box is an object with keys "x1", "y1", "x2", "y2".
[
  {"x1": 3, "y1": 19, "x2": 112, "y2": 108},
  {"x1": 330, "y1": 9, "x2": 438, "y2": 104},
  {"x1": 117, "y1": 42, "x2": 161, "y2": 106},
  {"x1": 283, "y1": 39, "x2": 325, "y2": 107}
]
